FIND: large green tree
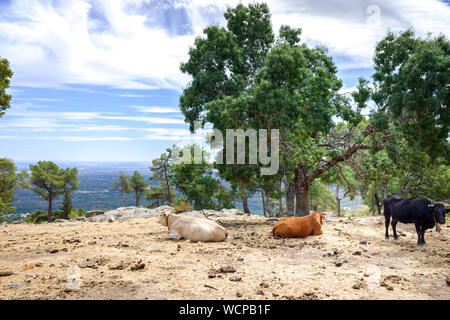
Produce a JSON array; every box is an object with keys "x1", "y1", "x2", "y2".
[
  {"x1": 0, "y1": 57, "x2": 13, "y2": 118},
  {"x1": 29, "y1": 161, "x2": 79, "y2": 222},
  {"x1": 180, "y1": 2, "x2": 379, "y2": 215}
]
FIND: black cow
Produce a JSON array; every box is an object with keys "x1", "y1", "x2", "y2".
[{"x1": 383, "y1": 194, "x2": 448, "y2": 246}]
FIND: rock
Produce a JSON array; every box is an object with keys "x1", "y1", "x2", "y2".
[
  {"x1": 353, "y1": 251, "x2": 362, "y2": 256},
  {"x1": 229, "y1": 276, "x2": 242, "y2": 282},
  {"x1": 334, "y1": 261, "x2": 343, "y2": 267},
  {"x1": 0, "y1": 271, "x2": 14, "y2": 277},
  {"x1": 4, "y1": 281, "x2": 27, "y2": 289},
  {"x1": 71, "y1": 216, "x2": 86, "y2": 222},
  {"x1": 256, "y1": 290, "x2": 265, "y2": 295},
  {"x1": 54, "y1": 219, "x2": 68, "y2": 223},
  {"x1": 49, "y1": 249, "x2": 59, "y2": 254},
  {"x1": 359, "y1": 241, "x2": 368, "y2": 245},
  {"x1": 79, "y1": 261, "x2": 97, "y2": 269},
  {"x1": 446, "y1": 277, "x2": 450, "y2": 286},
  {"x1": 84, "y1": 206, "x2": 242, "y2": 222},
  {"x1": 219, "y1": 266, "x2": 236, "y2": 273},
  {"x1": 236, "y1": 292, "x2": 243, "y2": 297},
  {"x1": 259, "y1": 282, "x2": 269, "y2": 288},
  {"x1": 130, "y1": 261, "x2": 145, "y2": 271},
  {"x1": 86, "y1": 210, "x2": 104, "y2": 218},
  {"x1": 237, "y1": 257, "x2": 244, "y2": 262},
  {"x1": 108, "y1": 262, "x2": 130, "y2": 270}
]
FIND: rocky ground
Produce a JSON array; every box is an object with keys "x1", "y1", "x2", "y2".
[{"x1": 0, "y1": 211, "x2": 449, "y2": 300}]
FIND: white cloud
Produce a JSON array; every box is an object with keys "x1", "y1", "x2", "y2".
[
  {"x1": 1, "y1": 0, "x2": 448, "y2": 89},
  {"x1": 130, "y1": 105, "x2": 181, "y2": 113}
]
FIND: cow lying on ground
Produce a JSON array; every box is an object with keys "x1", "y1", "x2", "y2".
[
  {"x1": 156, "y1": 212, "x2": 228, "y2": 242},
  {"x1": 272, "y1": 211, "x2": 325, "y2": 238},
  {"x1": 384, "y1": 194, "x2": 448, "y2": 246}
]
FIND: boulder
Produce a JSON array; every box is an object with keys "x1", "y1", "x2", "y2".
[
  {"x1": 86, "y1": 206, "x2": 243, "y2": 222},
  {"x1": 86, "y1": 210, "x2": 104, "y2": 218}
]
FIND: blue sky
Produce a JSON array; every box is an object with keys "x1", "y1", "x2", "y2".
[{"x1": 1, "y1": 0, "x2": 449, "y2": 162}]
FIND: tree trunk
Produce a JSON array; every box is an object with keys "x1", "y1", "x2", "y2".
[
  {"x1": 295, "y1": 167, "x2": 311, "y2": 216},
  {"x1": 47, "y1": 196, "x2": 53, "y2": 222},
  {"x1": 278, "y1": 197, "x2": 283, "y2": 217},
  {"x1": 265, "y1": 190, "x2": 274, "y2": 217},
  {"x1": 164, "y1": 167, "x2": 172, "y2": 204},
  {"x1": 285, "y1": 183, "x2": 296, "y2": 216},
  {"x1": 135, "y1": 191, "x2": 139, "y2": 207},
  {"x1": 261, "y1": 188, "x2": 267, "y2": 217},
  {"x1": 382, "y1": 180, "x2": 388, "y2": 201},
  {"x1": 374, "y1": 193, "x2": 382, "y2": 216},
  {"x1": 122, "y1": 190, "x2": 126, "y2": 207},
  {"x1": 336, "y1": 185, "x2": 341, "y2": 218},
  {"x1": 242, "y1": 196, "x2": 250, "y2": 214},
  {"x1": 295, "y1": 183, "x2": 310, "y2": 216}
]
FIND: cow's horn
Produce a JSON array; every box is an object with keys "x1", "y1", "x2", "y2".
[{"x1": 427, "y1": 204, "x2": 434, "y2": 207}]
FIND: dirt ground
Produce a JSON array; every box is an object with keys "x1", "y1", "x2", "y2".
[{"x1": 0, "y1": 214, "x2": 449, "y2": 300}]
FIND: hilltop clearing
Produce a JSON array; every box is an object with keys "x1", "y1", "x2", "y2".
[{"x1": 0, "y1": 213, "x2": 449, "y2": 300}]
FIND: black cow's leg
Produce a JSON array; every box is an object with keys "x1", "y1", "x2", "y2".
[
  {"x1": 385, "y1": 215, "x2": 391, "y2": 239},
  {"x1": 419, "y1": 231, "x2": 426, "y2": 247},
  {"x1": 391, "y1": 218, "x2": 399, "y2": 240},
  {"x1": 415, "y1": 223, "x2": 426, "y2": 247}
]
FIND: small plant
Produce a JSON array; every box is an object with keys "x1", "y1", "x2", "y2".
[
  {"x1": 173, "y1": 199, "x2": 193, "y2": 213},
  {"x1": 68, "y1": 208, "x2": 86, "y2": 219}
]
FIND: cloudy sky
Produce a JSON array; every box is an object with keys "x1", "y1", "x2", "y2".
[{"x1": 0, "y1": 0, "x2": 449, "y2": 162}]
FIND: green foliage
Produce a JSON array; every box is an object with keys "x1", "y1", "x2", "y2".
[
  {"x1": 69, "y1": 208, "x2": 86, "y2": 219},
  {"x1": 171, "y1": 144, "x2": 236, "y2": 210},
  {"x1": 372, "y1": 30, "x2": 450, "y2": 160},
  {"x1": 129, "y1": 171, "x2": 148, "y2": 207},
  {"x1": 145, "y1": 185, "x2": 168, "y2": 208},
  {"x1": 0, "y1": 57, "x2": 13, "y2": 118},
  {"x1": 0, "y1": 158, "x2": 28, "y2": 218},
  {"x1": 60, "y1": 188, "x2": 73, "y2": 219},
  {"x1": 149, "y1": 148, "x2": 174, "y2": 205},
  {"x1": 25, "y1": 210, "x2": 48, "y2": 224},
  {"x1": 173, "y1": 199, "x2": 194, "y2": 213},
  {"x1": 29, "y1": 161, "x2": 79, "y2": 221},
  {"x1": 310, "y1": 181, "x2": 336, "y2": 212},
  {"x1": 111, "y1": 172, "x2": 132, "y2": 206}
]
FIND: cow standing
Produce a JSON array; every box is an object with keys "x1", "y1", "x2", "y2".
[{"x1": 383, "y1": 195, "x2": 447, "y2": 246}]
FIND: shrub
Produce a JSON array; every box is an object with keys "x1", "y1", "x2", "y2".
[
  {"x1": 25, "y1": 210, "x2": 48, "y2": 224},
  {"x1": 173, "y1": 199, "x2": 193, "y2": 213},
  {"x1": 68, "y1": 208, "x2": 86, "y2": 219}
]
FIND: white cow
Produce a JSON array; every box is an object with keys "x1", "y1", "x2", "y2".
[{"x1": 156, "y1": 212, "x2": 228, "y2": 242}]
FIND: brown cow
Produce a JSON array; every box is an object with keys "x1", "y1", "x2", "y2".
[{"x1": 272, "y1": 211, "x2": 325, "y2": 238}]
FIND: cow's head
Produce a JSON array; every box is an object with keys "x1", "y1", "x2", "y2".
[
  {"x1": 157, "y1": 211, "x2": 171, "y2": 226},
  {"x1": 428, "y1": 204, "x2": 446, "y2": 225},
  {"x1": 313, "y1": 211, "x2": 325, "y2": 225}
]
